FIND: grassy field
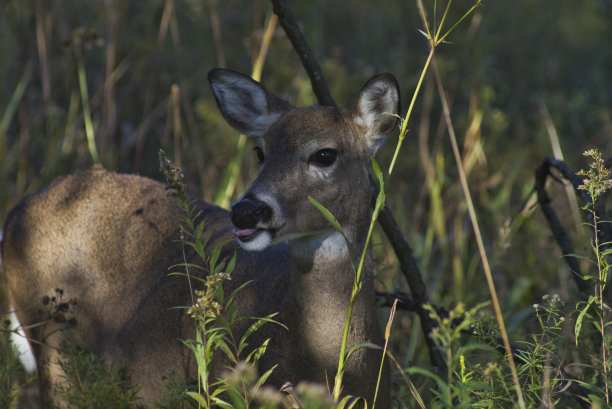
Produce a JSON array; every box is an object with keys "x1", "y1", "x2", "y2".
[{"x1": 1, "y1": 0, "x2": 611, "y2": 407}]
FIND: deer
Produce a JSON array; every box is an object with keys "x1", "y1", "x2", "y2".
[{"x1": 1, "y1": 68, "x2": 400, "y2": 408}]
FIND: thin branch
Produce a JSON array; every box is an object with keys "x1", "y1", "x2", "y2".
[
  {"x1": 270, "y1": 0, "x2": 336, "y2": 107},
  {"x1": 535, "y1": 156, "x2": 612, "y2": 297},
  {"x1": 377, "y1": 206, "x2": 446, "y2": 371},
  {"x1": 534, "y1": 158, "x2": 589, "y2": 294}
]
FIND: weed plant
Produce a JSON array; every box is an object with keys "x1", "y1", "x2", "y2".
[
  {"x1": 573, "y1": 149, "x2": 612, "y2": 407},
  {"x1": 160, "y1": 151, "x2": 286, "y2": 409},
  {"x1": 53, "y1": 342, "x2": 140, "y2": 409},
  {"x1": 0, "y1": 320, "x2": 25, "y2": 408}
]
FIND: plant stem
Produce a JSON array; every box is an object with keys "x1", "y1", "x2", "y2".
[
  {"x1": 373, "y1": 300, "x2": 398, "y2": 409},
  {"x1": 388, "y1": 47, "x2": 434, "y2": 176},
  {"x1": 77, "y1": 55, "x2": 100, "y2": 165},
  {"x1": 591, "y1": 193, "x2": 609, "y2": 404},
  {"x1": 333, "y1": 189, "x2": 381, "y2": 402},
  {"x1": 431, "y1": 58, "x2": 526, "y2": 409}
]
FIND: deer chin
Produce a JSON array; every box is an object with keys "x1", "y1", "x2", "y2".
[{"x1": 233, "y1": 227, "x2": 274, "y2": 251}]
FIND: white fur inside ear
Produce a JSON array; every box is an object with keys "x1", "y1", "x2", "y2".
[
  {"x1": 211, "y1": 79, "x2": 281, "y2": 137},
  {"x1": 209, "y1": 70, "x2": 289, "y2": 137},
  {"x1": 355, "y1": 79, "x2": 399, "y2": 154}
]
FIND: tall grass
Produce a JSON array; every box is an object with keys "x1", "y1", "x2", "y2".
[{"x1": 0, "y1": 0, "x2": 611, "y2": 408}]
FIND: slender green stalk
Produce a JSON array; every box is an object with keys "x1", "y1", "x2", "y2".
[
  {"x1": 388, "y1": 48, "x2": 434, "y2": 175},
  {"x1": 588, "y1": 186, "x2": 609, "y2": 404},
  {"x1": 0, "y1": 64, "x2": 32, "y2": 158},
  {"x1": 434, "y1": 0, "x2": 453, "y2": 42},
  {"x1": 575, "y1": 150, "x2": 611, "y2": 404},
  {"x1": 333, "y1": 289, "x2": 357, "y2": 401},
  {"x1": 411, "y1": 2, "x2": 527, "y2": 406},
  {"x1": 438, "y1": 0, "x2": 483, "y2": 44},
  {"x1": 333, "y1": 158, "x2": 385, "y2": 402},
  {"x1": 77, "y1": 55, "x2": 100, "y2": 165}
]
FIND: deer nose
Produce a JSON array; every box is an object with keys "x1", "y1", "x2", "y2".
[{"x1": 231, "y1": 199, "x2": 272, "y2": 229}]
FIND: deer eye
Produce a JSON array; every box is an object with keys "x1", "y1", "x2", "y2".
[
  {"x1": 253, "y1": 146, "x2": 264, "y2": 163},
  {"x1": 309, "y1": 148, "x2": 338, "y2": 167}
]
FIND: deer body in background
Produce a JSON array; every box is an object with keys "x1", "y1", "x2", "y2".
[{"x1": 1, "y1": 69, "x2": 400, "y2": 408}]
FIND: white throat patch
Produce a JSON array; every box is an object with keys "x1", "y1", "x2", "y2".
[{"x1": 292, "y1": 230, "x2": 350, "y2": 264}]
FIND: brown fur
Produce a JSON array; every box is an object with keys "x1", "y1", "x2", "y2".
[{"x1": 1, "y1": 69, "x2": 400, "y2": 408}]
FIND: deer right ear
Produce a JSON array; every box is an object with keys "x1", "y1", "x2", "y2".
[
  {"x1": 353, "y1": 73, "x2": 401, "y2": 154},
  {"x1": 208, "y1": 69, "x2": 294, "y2": 137}
]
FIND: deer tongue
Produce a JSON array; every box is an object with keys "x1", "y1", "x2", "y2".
[{"x1": 233, "y1": 228, "x2": 258, "y2": 238}]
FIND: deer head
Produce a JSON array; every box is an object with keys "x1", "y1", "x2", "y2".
[{"x1": 209, "y1": 69, "x2": 400, "y2": 256}]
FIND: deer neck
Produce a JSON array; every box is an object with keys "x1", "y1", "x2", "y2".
[
  {"x1": 291, "y1": 231, "x2": 354, "y2": 294},
  {"x1": 285, "y1": 228, "x2": 378, "y2": 370}
]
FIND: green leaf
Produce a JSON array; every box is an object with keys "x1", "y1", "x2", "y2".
[
  {"x1": 308, "y1": 196, "x2": 345, "y2": 235},
  {"x1": 185, "y1": 391, "x2": 208, "y2": 407},
  {"x1": 575, "y1": 295, "x2": 597, "y2": 344},
  {"x1": 371, "y1": 156, "x2": 384, "y2": 194},
  {"x1": 209, "y1": 245, "x2": 223, "y2": 273},
  {"x1": 227, "y1": 280, "x2": 255, "y2": 308},
  {"x1": 202, "y1": 230, "x2": 213, "y2": 251},
  {"x1": 225, "y1": 252, "x2": 237, "y2": 276},
  {"x1": 344, "y1": 342, "x2": 382, "y2": 367},
  {"x1": 406, "y1": 367, "x2": 450, "y2": 403},
  {"x1": 417, "y1": 29, "x2": 431, "y2": 40},
  {"x1": 240, "y1": 314, "x2": 283, "y2": 348},
  {"x1": 214, "y1": 338, "x2": 237, "y2": 364},
  {"x1": 245, "y1": 338, "x2": 270, "y2": 364},
  {"x1": 254, "y1": 363, "x2": 278, "y2": 388},
  {"x1": 210, "y1": 395, "x2": 234, "y2": 409},
  {"x1": 195, "y1": 219, "x2": 206, "y2": 246},
  {"x1": 338, "y1": 394, "x2": 368, "y2": 409},
  {"x1": 227, "y1": 302, "x2": 239, "y2": 324}
]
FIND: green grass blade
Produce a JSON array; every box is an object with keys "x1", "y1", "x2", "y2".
[{"x1": 309, "y1": 196, "x2": 346, "y2": 235}]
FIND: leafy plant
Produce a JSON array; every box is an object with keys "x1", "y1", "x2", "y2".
[
  {"x1": 160, "y1": 150, "x2": 281, "y2": 409},
  {"x1": 574, "y1": 149, "x2": 612, "y2": 406},
  {"x1": 54, "y1": 341, "x2": 140, "y2": 409},
  {"x1": 0, "y1": 319, "x2": 26, "y2": 409}
]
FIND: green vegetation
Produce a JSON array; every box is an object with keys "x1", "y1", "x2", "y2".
[
  {"x1": 53, "y1": 342, "x2": 140, "y2": 409},
  {"x1": 1, "y1": 0, "x2": 611, "y2": 407},
  {"x1": 160, "y1": 150, "x2": 283, "y2": 409}
]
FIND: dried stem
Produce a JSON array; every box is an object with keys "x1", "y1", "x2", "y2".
[{"x1": 431, "y1": 57, "x2": 526, "y2": 409}]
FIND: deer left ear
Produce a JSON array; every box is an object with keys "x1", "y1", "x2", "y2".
[
  {"x1": 353, "y1": 74, "x2": 400, "y2": 154},
  {"x1": 208, "y1": 68, "x2": 294, "y2": 137}
]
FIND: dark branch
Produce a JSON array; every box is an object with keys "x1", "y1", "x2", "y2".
[
  {"x1": 376, "y1": 290, "x2": 417, "y2": 311},
  {"x1": 535, "y1": 156, "x2": 612, "y2": 297},
  {"x1": 377, "y1": 206, "x2": 447, "y2": 371},
  {"x1": 534, "y1": 159, "x2": 590, "y2": 295},
  {"x1": 270, "y1": 0, "x2": 336, "y2": 107}
]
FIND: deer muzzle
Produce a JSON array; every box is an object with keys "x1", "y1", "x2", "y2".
[{"x1": 230, "y1": 198, "x2": 274, "y2": 245}]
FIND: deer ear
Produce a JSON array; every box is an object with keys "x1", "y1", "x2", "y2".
[
  {"x1": 353, "y1": 74, "x2": 400, "y2": 154},
  {"x1": 208, "y1": 68, "x2": 294, "y2": 137}
]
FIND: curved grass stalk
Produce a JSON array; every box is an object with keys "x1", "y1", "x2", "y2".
[{"x1": 77, "y1": 55, "x2": 100, "y2": 165}]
